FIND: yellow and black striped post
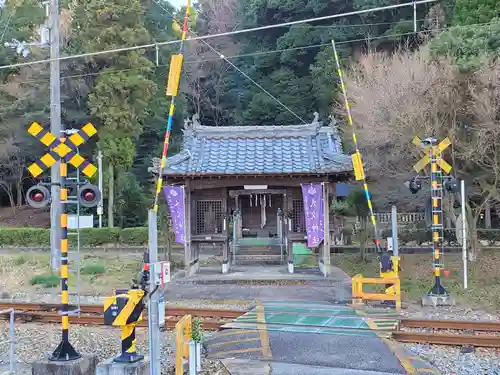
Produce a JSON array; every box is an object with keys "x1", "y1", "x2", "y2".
[
  {"x1": 428, "y1": 143, "x2": 448, "y2": 296},
  {"x1": 49, "y1": 145, "x2": 81, "y2": 361},
  {"x1": 104, "y1": 289, "x2": 145, "y2": 363}
]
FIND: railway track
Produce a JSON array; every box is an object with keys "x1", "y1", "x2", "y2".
[
  {"x1": 400, "y1": 319, "x2": 500, "y2": 332},
  {"x1": 0, "y1": 302, "x2": 245, "y2": 331},
  {"x1": 395, "y1": 319, "x2": 500, "y2": 348},
  {"x1": 2, "y1": 303, "x2": 499, "y2": 346}
]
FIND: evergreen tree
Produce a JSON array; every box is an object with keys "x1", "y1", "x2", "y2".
[{"x1": 71, "y1": 0, "x2": 157, "y2": 227}]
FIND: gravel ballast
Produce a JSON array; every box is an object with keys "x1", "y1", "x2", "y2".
[
  {"x1": 0, "y1": 322, "x2": 224, "y2": 375},
  {"x1": 401, "y1": 306, "x2": 500, "y2": 375}
]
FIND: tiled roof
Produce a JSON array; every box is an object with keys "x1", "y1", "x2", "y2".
[{"x1": 151, "y1": 114, "x2": 353, "y2": 176}]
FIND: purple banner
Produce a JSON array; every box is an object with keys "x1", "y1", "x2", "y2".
[
  {"x1": 301, "y1": 184, "x2": 324, "y2": 248},
  {"x1": 163, "y1": 186, "x2": 185, "y2": 244}
]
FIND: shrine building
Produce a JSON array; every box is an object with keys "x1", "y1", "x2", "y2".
[{"x1": 150, "y1": 112, "x2": 353, "y2": 276}]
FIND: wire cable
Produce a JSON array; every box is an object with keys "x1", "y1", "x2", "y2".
[
  {"x1": 206, "y1": 19, "x2": 429, "y2": 28},
  {"x1": 0, "y1": 27, "x2": 442, "y2": 88},
  {"x1": 0, "y1": 12, "x2": 12, "y2": 43},
  {"x1": 153, "y1": 0, "x2": 307, "y2": 123},
  {"x1": 331, "y1": 39, "x2": 383, "y2": 253},
  {"x1": 0, "y1": 0, "x2": 439, "y2": 71}
]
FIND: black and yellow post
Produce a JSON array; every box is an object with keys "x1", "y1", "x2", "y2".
[
  {"x1": 428, "y1": 144, "x2": 448, "y2": 297},
  {"x1": 104, "y1": 289, "x2": 146, "y2": 363},
  {"x1": 50, "y1": 141, "x2": 81, "y2": 361}
]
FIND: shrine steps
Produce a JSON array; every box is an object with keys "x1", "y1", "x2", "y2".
[{"x1": 233, "y1": 245, "x2": 284, "y2": 265}]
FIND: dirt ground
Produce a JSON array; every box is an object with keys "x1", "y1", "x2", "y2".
[
  {"x1": 0, "y1": 205, "x2": 50, "y2": 228},
  {"x1": 1, "y1": 249, "x2": 499, "y2": 312},
  {"x1": 0, "y1": 251, "x2": 147, "y2": 297},
  {"x1": 330, "y1": 250, "x2": 500, "y2": 312}
]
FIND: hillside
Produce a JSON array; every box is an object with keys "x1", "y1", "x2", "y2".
[{"x1": 0, "y1": 206, "x2": 50, "y2": 228}]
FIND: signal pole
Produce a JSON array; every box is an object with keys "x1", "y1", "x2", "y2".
[
  {"x1": 427, "y1": 139, "x2": 447, "y2": 297},
  {"x1": 49, "y1": 0, "x2": 62, "y2": 271},
  {"x1": 409, "y1": 136, "x2": 456, "y2": 307}
]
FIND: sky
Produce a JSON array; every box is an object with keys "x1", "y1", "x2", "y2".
[{"x1": 167, "y1": 0, "x2": 187, "y2": 8}]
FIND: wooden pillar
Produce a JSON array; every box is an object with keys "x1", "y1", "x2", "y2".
[
  {"x1": 222, "y1": 188, "x2": 229, "y2": 273},
  {"x1": 485, "y1": 200, "x2": 491, "y2": 229},
  {"x1": 285, "y1": 189, "x2": 293, "y2": 263},
  {"x1": 323, "y1": 182, "x2": 331, "y2": 275}
]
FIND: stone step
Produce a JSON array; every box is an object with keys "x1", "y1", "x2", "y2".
[
  {"x1": 233, "y1": 254, "x2": 283, "y2": 265},
  {"x1": 235, "y1": 245, "x2": 283, "y2": 251},
  {"x1": 236, "y1": 248, "x2": 282, "y2": 254}
]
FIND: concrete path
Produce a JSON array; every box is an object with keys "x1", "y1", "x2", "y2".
[
  {"x1": 221, "y1": 359, "x2": 406, "y2": 375},
  {"x1": 166, "y1": 265, "x2": 352, "y2": 304},
  {"x1": 205, "y1": 302, "x2": 439, "y2": 375},
  {"x1": 173, "y1": 265, "x2": 351, "y2": 284}
]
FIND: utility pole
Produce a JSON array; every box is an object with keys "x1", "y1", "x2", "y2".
[
  {"x1": 49, "y1": 0, "x2": 62, "y2": 271},
  {"x1": 148, "y1": 209, "x2": 161, "y2": 375},
  {"x1": 4, "y1": 2, "x2": 60, "y2": 271},
  {"x1": 97, "y1": 150, "x2": 103, "y2": 228}
]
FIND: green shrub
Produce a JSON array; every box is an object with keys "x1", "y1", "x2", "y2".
[
  {"x1": 73, "y1": 228, "x2": 121, "y2": 247},
  {"x1": 30, "y1": 274, "x2": 59, "y2": 288},
  {"x1": 81, "y1": 263, "x2": 106, "y2": 275},
  {"x1": 120, "y1": 227, "x2": 148, "y2": 245},
  {"x1": 14, "y1": 255, "x2": 27, "y2": 265},
  {"x1": 0, "y1": 228, "x2": 50, "y2": 247},
  {"x1": 0, "y1": 227, "x2": 155, "y2": 247}
]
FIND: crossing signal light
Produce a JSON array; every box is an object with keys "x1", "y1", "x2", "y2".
[
  {"x1": 26, "y1": 185, "x2": 51, "y2": 208},
  {"x1": 78, "y1": 184, "x2": 101, "y2": 208},
  {"x1": 444, "y1": 176, "x2": 458, "y2": 193},
  {"x1": 406, "y1": 176, "x2": 421, "y2": 194}
]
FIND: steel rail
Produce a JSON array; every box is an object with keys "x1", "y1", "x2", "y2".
[
  {"x1": 0, "y1": 311, "x2": 227, "y2": 331},
  {"x1": 393, "y1": 331, "x2": 500, "y2": 348},
  {"x1": 0, "y1": 302, "x2": 244, "y2": 319},
  {"x1": 400, "y1": 319, "x2": 500, "y2": 332}
]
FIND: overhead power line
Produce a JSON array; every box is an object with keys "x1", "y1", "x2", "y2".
[
  {"x1": 153, "y1": 0, "x2": 307, "y2": 123},
  {"x1": 0, "y1": 0, "x2": 438, "y2": 71},
  {"x1": 0, "y1": 20, "x2": 496, "y2": 88},
  {"x1": 0, "y1": 29, "x2": 432, "y2": 88},
  {"x1": 206, "y1": 19, "x2": 428, "y2": 28}
]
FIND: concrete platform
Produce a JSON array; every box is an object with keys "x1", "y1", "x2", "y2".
[
  {"x1": 421, "y1": 294, "x2": 456, "y2": 307},
  {"x1": 96, "y1": 357, "x2": 149, "y2": 375},
  {"x1": 172, "y1": 265, "x2": 351, "y2": 285},
  {"x1": 31, "y1": 354, "x2": 98, "y2": 375}
]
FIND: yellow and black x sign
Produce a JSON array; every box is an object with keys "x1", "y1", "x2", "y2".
[
  {"x1": 27, "y1": 122, "x2": 98, "y2": 178},
  {"x1": 412, "y1": 136, "x2": 452, "y2": 174}
]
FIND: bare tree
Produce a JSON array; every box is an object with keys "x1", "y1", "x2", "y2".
[
  {"x1": 0, "y1": 149, "x2": 27, "y2": 213},
  {"x1": 180, "y1": 0, "x2": 239, "y2": 125},
  {"x1": 338, "y1": 49, "x2": 500, "y2": 260}
]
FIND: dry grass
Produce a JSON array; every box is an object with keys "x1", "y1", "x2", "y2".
[
  {"x1": 331, "y1": 251, "x2": 500, "y2": 312},
  {"x1": 0, "y1": 252, "x2": 144, "y2": 296}
]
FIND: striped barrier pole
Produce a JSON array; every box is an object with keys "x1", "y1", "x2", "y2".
[
  {"x1": 331, "y1": 39, "x2": 382, "y2": 253},
  {"x1": 152, "y1": 0, "x2": 192, "y2": 213}
]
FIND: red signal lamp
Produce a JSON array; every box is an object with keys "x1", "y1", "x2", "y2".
[
  {"x1": 26, "y1": 185, "x2": 51, "y2": 208},
  {"x1": 78, "y1": 184, "x2": 101, "y2": 208}
]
